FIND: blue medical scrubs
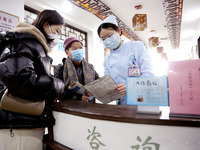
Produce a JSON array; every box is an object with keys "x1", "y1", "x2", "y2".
[{"x1": 104, "y1": 40, "x2": 155, "y2": 105}]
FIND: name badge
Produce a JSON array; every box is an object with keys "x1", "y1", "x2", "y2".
[{"x1": 128, "y1": 67, "x2": 141, "y2": 77}]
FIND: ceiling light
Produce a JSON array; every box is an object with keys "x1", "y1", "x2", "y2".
[
  {"x1": 150, "y1": 30, "x2": 156, "y2": 32},
  {"x1": 160, "y1": 37, "x2": 168, "y2": 40},
  {"x1": 132, "y1": 14, "x2": 147, "y2": 31},
  {"x1": 149, "y1": 37, "x2": 159, "y2": 47},
  {"x1": 157, "y1": 47, "x2": 164, "y2": 53},
  {"x1": 134, "y1": 5, "x2": 143, "y2": 10}
]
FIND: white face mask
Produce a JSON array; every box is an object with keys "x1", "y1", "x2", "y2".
[
  {"x1": 48, "y1": 24, "x2": 60, "y2": 48},
  {"x1": 71, "y1": 49, "x2": 85, "y2": 62},
  {"x1": 103, "y1": 34, "x2": 120, "y2": 50}
]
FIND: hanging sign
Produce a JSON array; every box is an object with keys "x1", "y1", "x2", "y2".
[{"x1": 0, "y1": 10, "x2": 19, "y2": 32}]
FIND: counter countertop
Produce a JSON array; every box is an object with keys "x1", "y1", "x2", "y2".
[{"x1": 53, "y1": 100, "x2": 200, "y2": 127}]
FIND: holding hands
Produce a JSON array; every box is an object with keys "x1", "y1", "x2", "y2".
[
  {"x1": 82, "y1": 91, "x2": 93, "y2": 102},
  {"x1": 115, "y1": 83, "x2": 126, "y2": 95}
]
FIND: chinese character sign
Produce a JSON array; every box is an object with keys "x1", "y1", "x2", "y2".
[
  {"x1": 87, "y1": 126, "x2": 106, "y2": 150},
  {"x1": 0, "y1": 10, "x2": 19, "y2": 32},
  {"x1": 131, "y1": 136, "x2": 160, "y2": 150},
  {"x1": 168, "y1": 59, "x2": 200, "y2": 115},
  {"x1": 127, "y1": 76, "x2": 169, "y2": 106}
]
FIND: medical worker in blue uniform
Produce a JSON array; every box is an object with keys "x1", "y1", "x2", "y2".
[{"x1": 97, "y1": 15, "x2": 155, "y2": 105}]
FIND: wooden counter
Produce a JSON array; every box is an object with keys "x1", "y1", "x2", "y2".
[
  {"x1": 53, "y1": 100, "x2": 200, "y2": 127},
  {"x1": 46, "y1": 101, "x2": 200, "y2": 150}
]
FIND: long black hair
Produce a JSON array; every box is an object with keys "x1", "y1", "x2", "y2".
[
  {"x1": 97, "y1": 23, "x2": 122, "y2": 37},
  {"x1": 32, "y1": 10, "x2": 64, "y2": 44}
]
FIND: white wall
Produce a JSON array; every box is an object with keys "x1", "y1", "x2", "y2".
[
  {"x1": 0, "y1": 0, "x2": 24, "y2": 22},
  {"x1": 88, "y1": 30, "x2": 104, "y2": 76}
]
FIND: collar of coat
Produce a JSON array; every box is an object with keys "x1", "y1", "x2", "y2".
[{"x1": 11, "y1": 22, "x2": 51, "y2": 53}]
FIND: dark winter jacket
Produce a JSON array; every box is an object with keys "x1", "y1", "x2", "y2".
[
  {"x1": 54, "y1": 58, "x2": 99, "y2": 101},
  {"x1": 0, "y1": 22, "x2": 64, "y2": 129}
]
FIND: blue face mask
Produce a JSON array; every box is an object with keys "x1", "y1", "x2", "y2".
[
  {"x1": 71, "y1": 49, "x2": 85, "y2": 62},
  {"x1": 103, "y1": 34, "x2": 120, "y2": 50}
]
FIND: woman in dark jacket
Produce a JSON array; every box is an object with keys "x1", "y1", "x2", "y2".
[{"x1": 0, "y1": 10, "x2": 64, "y2": 149}]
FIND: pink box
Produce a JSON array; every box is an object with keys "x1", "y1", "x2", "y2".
[{"x1": 168, "y1": 59, "x2": 200, "y2": 116}]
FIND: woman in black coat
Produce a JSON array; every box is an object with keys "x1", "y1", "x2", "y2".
[{"x1": 0, "y1": 10, "x2": 64, "y2": 149}]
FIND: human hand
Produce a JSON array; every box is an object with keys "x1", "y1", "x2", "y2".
[
  {"x1": 82, "y1": 95, "x2": 90, "y2": 102},
  {"x1": 54, "y1": 97, "x2": 59, "y2": 102},
  {"x1": 85, "y1": 91, "x2": 93, "y2": 97},
  {"x1": 115, "y1": 83, "x2": 126, "y2": 95}
]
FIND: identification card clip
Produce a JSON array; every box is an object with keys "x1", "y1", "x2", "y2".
[
  {"x1": 128, "y1": 55, "x2": 140, "y2": 76},
  {"x1": 128, "y1": 67, "x2": 141, "y2": 77}
]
